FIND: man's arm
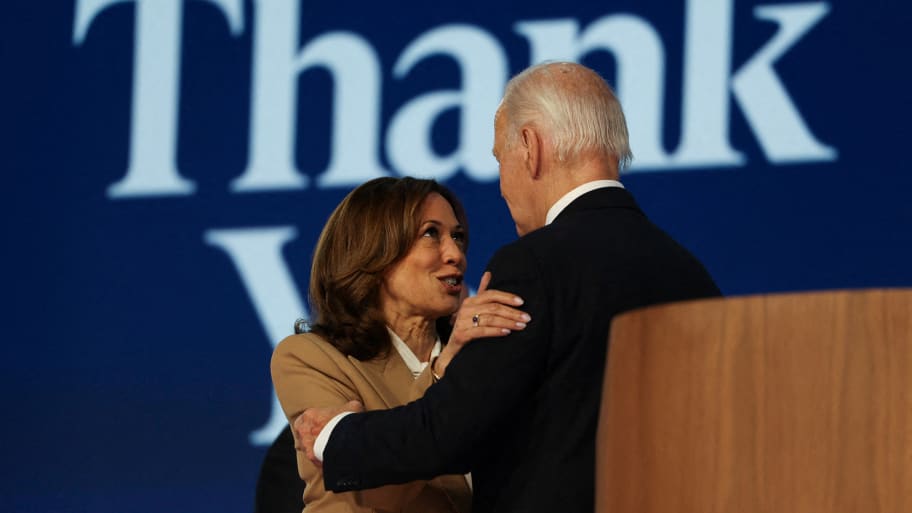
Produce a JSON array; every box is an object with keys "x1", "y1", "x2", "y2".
[
  {"x1": 272, "y1": 335, "x2": 431, "y2": 511},
  {"x1": 320, "y1": 244, "x2": 551, "y2": 491}
]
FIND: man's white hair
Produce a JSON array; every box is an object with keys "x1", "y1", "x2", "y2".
[{"x1": 500, "y1": 61, "x2": 632, "y2": 170}]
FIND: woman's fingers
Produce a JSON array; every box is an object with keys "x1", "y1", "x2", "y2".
[
  {"x1": 465, "y1": 303, "x2": 531, "y2": 327},
  {"x1": 448, "y1": 275, "x2": 530, "y2": 345},
  {"x1": 465, "y1": 316, "x2": 527, "y2": 332},
  {"x1": 466, "y1": 289, "x2": 524, "y2": 307},
  {"x1": 461, "y1": 291, "x2": 527, "y2": 320},
  {"x1": 452, "y1": 303, "x2": 531, "y2": 346},
  {"x1": 477, "y1": 271, "x2": 492, "y2": 294},
  {"x1": 461, "y1": 326, "x2": 515, "y2": 340}
]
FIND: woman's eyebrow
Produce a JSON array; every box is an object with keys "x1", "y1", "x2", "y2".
[{"x1": 428, "y1": 219, "x2": 465, "y2": 227}]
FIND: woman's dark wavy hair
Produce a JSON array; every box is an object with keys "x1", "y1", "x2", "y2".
[{"x1": 308, "y1": 177, "x2": 469, "y2": 361}]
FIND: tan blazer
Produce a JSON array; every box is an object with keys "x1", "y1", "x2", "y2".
[{"x1": 271, "y1": 332, "x2": 472, "y2": 513}]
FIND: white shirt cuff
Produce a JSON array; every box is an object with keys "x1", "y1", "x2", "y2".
[{"x1": 314, "y1": 411, "x2": 355, "y2": 462}]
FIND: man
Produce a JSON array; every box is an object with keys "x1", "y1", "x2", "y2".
[{"x1": 296, "y1": 61, "x2": 721, "y2": 513}]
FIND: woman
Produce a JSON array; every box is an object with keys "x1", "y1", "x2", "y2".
[{"x1": 271, "y1": 177, "x2": 530, "y2": 513}]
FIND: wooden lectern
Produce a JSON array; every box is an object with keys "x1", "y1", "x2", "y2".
[{"x1": 597, "y1": 289, "x2": 912, "y2": 513}]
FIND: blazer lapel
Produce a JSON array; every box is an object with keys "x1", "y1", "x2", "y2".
[{"x1": 348, "y1": 352, "x2": 415, "y2": 408}]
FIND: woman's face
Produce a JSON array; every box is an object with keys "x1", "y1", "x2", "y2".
[{"x1": 380, "y1": 193, "x2": 467, "y2": 323}]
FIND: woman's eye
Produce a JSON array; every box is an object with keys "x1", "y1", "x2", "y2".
[
  {"x1": 452, "y1": 231, "x2": 467, "y2": 245},
  {"x1": 422, "y1": 227, "x2": 440, "y2": 239}
]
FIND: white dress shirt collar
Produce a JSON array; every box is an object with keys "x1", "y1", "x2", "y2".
[
  {"x1": 387, "y1": 327, "x2": 441, "y2": 379},
  {"x1": 545, "y1": 179, "x2": 624, "y2": 226}
]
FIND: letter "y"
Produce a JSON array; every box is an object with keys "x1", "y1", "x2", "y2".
[{"x1": 204, "y1": 227, "x2": 308, "y2": 446}]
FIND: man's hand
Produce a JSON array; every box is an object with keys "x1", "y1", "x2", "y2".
[{"x1": 293, "y1": 400, "x2": 364, "y2": 467}]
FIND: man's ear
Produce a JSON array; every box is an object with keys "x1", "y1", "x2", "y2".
[{"x1": 520, "y1": 125, "x2": 542, "y2": 179}]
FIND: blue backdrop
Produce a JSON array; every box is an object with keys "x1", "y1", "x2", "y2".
[{"x1": 5, "y1": 0, "x2": 911, "y2": 511}]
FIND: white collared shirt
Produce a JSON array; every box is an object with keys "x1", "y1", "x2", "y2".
[
  {"x1": 387, "y1": 327, "x2": 442, "y2": 378},
  {"x1": 544, "y1": 179, "x2": 624, "y2": 226}
]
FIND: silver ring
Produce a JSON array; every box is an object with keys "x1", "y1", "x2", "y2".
[{"x1": 472, "y1": 313, "x2": 480, "y2": 327}]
